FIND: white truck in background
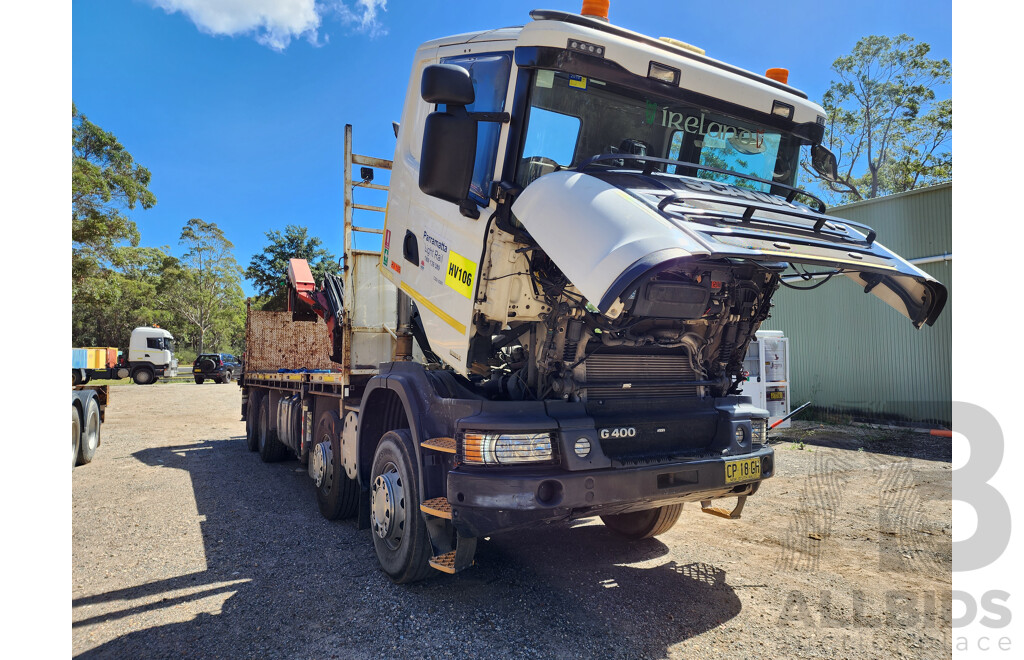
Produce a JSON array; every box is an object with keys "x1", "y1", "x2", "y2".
[
  {"x1": 72, "y1": 326, "x2": 179, "y2": 385},
  {"x1": 239, "y1": 2, "x2": 947, "y2": 583}
]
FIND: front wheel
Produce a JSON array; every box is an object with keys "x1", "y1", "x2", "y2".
[
  {"x1": 370, "y1": 429, "x2": 432, "y2": 583},
  {"x1": 132, "y1": 368, "x2": 154, "y2": 385},
  {"x1": 600, "y1": 504, "x2": 683, "y2": 540}
]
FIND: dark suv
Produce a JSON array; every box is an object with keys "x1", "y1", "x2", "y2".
[{"x1": 193, "y1": 353, "x2": 242, "y2": 384}]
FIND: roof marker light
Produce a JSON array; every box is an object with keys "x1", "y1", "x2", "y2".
[
  {"x1": 567, "y1": 38, "x2": 605, "y2": 57},
  {"x1": 581, "y1": 0, "x2": 609, "y2": 21},
  {"x1": 648, "y1": 61, "x2": 680, "y2": 85},
  {"x1": 765, "y1": 68, "x2": 789, "y2": 84},
  {"x1": 658, "y1": 36, "x2": 706, "y2": 56},
  {"x1": 771, "y1": 100, "x2": 794, "y2": 119}
]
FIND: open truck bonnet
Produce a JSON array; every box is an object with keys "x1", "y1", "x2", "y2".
[{"x1": 511, "y1": 166, "x2": 947, "y2": 328}]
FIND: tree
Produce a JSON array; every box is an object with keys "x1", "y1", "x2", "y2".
[
  {"x1": 245, "y1": 225, "x2": 339, "y2": 310},
  {"x1": 72, "y1": 104, "x2": 165, "y2": 347},
  {"x1": 163, "y1": 219, "x2": 245, "y2": 354},
  {"x1": 71, "y1": 246, "x2": 180, "y2": 348},
  {"x1": 72, "y1": 103, "x2": 156, "y2": 276},
  {"x1": 808, "y1": 35, "x2": 951, "y2": 203}
]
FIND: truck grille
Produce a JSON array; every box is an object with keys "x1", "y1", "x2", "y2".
[{"x1": 584, "y1": 353, "x2": 697, "y2": 400}]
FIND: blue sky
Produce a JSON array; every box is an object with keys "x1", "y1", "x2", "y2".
[{"x1": 72, "y1": 0, "x2": 952, "y2": 296}]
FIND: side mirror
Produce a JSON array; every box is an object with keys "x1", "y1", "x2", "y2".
[
  {"x1": 421, "y1": 63, "x2": 475, "y2": 106},
  {"x1": 811, "y1": 145, "x2": 840, "y2": 182},
  {"x1": 419, "y1": 64, "x2": 478, "y2": 212}
]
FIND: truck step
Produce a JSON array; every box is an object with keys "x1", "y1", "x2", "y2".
[
  {"x1": 699, "y1": 495, "x2": 747, "y2": 520},
  {"x1": 420, "y1": 497, "x2": 452, "y2": 519},
  {"x1": 428, "y1": 550, "x2": 459, "y2": 574},
  {"x1": 420, "y1": 437, "x2": 456, "y2": 453}
]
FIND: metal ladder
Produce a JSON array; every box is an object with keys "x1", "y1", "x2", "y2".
[{"x1": 342, "y1": 123, "x2": 396, "y2": 382}]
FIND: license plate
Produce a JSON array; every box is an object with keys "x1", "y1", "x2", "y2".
[
  {"x1": 725, "y1": 457, "x2": 761, "y2": 484},
  {"x1": 193, "y1": 368, "x2": 201, "y2": 372},
  {"x1": 768, "y1": 391, "x2": 785, "y2": 400}
]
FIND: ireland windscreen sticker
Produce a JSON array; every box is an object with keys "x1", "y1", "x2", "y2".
[
  {"x1": 445, "y1": 250, "x2": 476, "y2": 299},
  {"x1": 569, "y1": 74, "x2": 587, "y2": 89}
]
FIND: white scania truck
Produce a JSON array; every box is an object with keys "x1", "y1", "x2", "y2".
[
  {"x1": 72, "y1": 326, "x2": 179, "y2": 385},
  {"x1": 240, "y1": 3, "x2": 947, "y2": 583}
]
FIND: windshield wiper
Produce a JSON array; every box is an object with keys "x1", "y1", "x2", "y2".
[{"x1": 576, "y1": 153, "x2": 826, "y2": 213}]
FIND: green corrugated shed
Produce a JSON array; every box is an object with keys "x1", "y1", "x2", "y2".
[{"x1": 760, "y1": 183, "x2": 951, "y2": 425}]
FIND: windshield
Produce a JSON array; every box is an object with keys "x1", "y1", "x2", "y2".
[
  {"x1": 516, "y1": 69, "x2": 800, "y2": 192},
  {"x1": 165, "y1": 338, "x2": 176, "y2": 352}
]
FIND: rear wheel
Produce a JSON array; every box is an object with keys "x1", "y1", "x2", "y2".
[
  {"x1": 600, "y1": 504, "x2": 683, "y2": 540},
  {"x1": 76, "y1": 397, "x2": 101, "y2": 465},
  {"x1": 215, "y1": 376, "x2": 225, "y2": 384},
  {"x1": 71, "y1": 406, "x2": 81, "y2": 468},
  {"x1": 257, "y1": 396, "x2": 287, "y2": 462},
  {"x1": 313, "y1": 411, "x2": 360, "y2": 520},
  {"x1": 194, "y1": 377, "x2": 204, "y2": 384},
  {"x1": 245, "y1": 390, "x2": 264, "y2": 452},
  {"x1": 132, "y1": 368, "x2": 154, "y2": 385},
  {"x1": 370, "y1": 429, "x2": 432, "y2": 583}
]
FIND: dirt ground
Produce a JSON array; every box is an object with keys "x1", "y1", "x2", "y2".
[{"x1": 72, "y1": 383, "x2": 951, "y2": 659}]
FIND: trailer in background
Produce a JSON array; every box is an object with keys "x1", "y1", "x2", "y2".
[{"x1": 72, "y1": 385, "x2": 108, "y2": 467}]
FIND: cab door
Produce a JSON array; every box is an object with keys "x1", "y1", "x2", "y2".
[{"x1": 383, "y1": 44, "x2": 517, "y2": 374}]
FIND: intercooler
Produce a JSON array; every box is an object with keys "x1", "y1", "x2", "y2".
[{"x1": 583, "y1": 352, "x2": 699, "y2": 401}]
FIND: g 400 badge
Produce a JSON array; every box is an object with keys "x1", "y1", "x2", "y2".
[{"x1": 599, "y1": 427, "x2": 638, "y2": 439}]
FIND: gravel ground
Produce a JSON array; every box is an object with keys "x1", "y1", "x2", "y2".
[{"x1": 72, "y1": 384, "x2": 951, "y2": 659}]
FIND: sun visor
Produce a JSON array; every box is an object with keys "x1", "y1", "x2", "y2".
[{"x1": 510, "y1": 171, "x2": 710, "y2": 315}]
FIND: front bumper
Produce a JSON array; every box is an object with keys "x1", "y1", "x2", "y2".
[{"x1": 447, "y1": 444, "x2": 774, "y2": 536}]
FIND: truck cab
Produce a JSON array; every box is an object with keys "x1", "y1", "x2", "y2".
[{"x1": 127, "y1": 326, "x2": 178, "y2": 384}]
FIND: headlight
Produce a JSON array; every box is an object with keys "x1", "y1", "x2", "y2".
[
  {"x1": 751, "y1": 419, "x2": 768, "y2": 445},
  {"x1": 460, "y1": 431, "x2": 554, "y2": 465}
]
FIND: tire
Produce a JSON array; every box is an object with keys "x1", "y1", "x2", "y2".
[
  {"x1": 197, "y1": 357, "x2": 216, "y2": 372},
  {"x1": 195, "y1": 377, "x2": 204, "y2": 384},
  {"x1": 76, "y1": 397, "x2": 101, "y2": 465},
  {"x1": 132, "y1": 368, "x2": 154, "y2": 385},
  {"x1": 314, "y1": 411, "x2": 359, "y2": 520},
  {"x1": 215, "y1": 376, "x2": 225, "y2": 384},
  {"x1": 72, "y1": 406, "x2": 81, "y2": 468},
  {"x1": 257, "y1": 395, "x2": 288, "y2": 462},
  {"x1": 600, "y1": 504, "x2": 683, "y2": 540},
  {"x1": 370, "y1": 429, "x2": 432, "y2": 583},
  {"x1": 245, "y1": 390, "x2": 264, "y2": 452}
]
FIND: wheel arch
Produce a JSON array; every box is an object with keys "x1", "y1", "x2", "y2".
[
  {"x1": 357, "y1": 380, "x2": 415, "y2": 488},
  {"x1": 356, "y1": 364, "x2": 482, "y2": 496}
]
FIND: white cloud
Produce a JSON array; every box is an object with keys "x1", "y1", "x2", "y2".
[
  {"x1": 331, "y1": 0, "x2": 388, "y2": 38},
  {"x1": 150, "y1": 0, "x2": 388, "y2": 50}
]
